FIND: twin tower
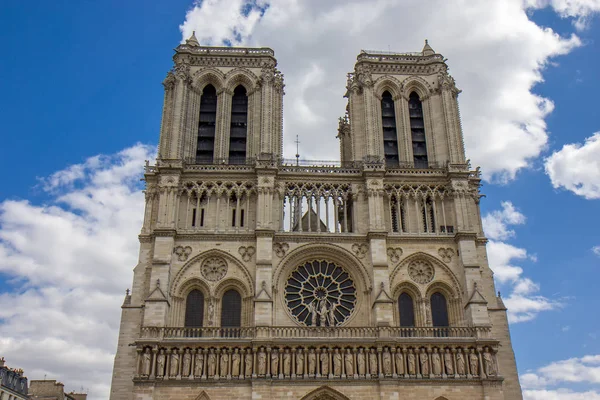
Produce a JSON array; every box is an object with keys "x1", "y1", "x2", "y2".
[{"x1": 110, "y1": 34, "x2": 523, "y2": 400}]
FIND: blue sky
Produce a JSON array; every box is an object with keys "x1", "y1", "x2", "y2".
[{"x1": 1, "y1": 1, "x2": 599, "y2": 399}]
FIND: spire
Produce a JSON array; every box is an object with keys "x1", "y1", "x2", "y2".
[
  {"x1": 185, "y1": 31, "x2": 200, "y2": 47},
  {"x1": 422, "y1": 39, "x2": 435, "y2": 56}
]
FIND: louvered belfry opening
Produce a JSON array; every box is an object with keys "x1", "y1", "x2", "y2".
[
  {"x1": 381, "y1": 91, "x2": 399, "y2": 167},
  {"x1": 197, "y1": 84, "x2": 217, "y2": 164},
  {"x1": 220, "y1": 289, "x2": 242, "y2": 328},
  {"x1": 185, "y1": 289, "x2": 205, "y2": 327},
  {"x1": 229, "y1": 85, "x2": 248, "y2": 164},
  {"x1": 409, "y1": 91, "x2": 428, "y2": 168}
]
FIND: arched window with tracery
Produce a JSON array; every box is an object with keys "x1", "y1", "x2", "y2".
[
  {"x1": 390, "y1": 194, "x2": 406, "y2": 233},
  {"x1": 185, "y1": 289, "x2": 205, "y2": 328},
  {"x1": 408, "y1": 91, "x2": 428, "y2": 168},
  {"x1": 229, "y1": 85, "x2": 248, "y2": 164},
  {"x1": 398, "y1": 292, "x2": 415, "y2": 327},
  {"x1": 431, "y1": 292, "x2": 449, "y2": 336},
  {"x1": 220, "y1": 289, "x2": 242, "y2": 328},
  {"x1": 421, "y1": 196, "x2": 436, "y2": 233},
  {"x1": 197, "y1": 84, "x2": 217, "y2": 164},
  {"x1": 381, "y1": 91, "x2": 399, "y2": 167}
]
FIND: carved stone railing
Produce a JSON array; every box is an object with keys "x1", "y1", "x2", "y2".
[
  {"x1": 139, "y1": 326, "x2": 490, "y2": 341},
  {"x1": 133, "y1": 342, "x2": 500, "y2": 383}
]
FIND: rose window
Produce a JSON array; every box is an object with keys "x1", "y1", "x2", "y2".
[
  {"x1": 284, "y1": 260, "x2": 357, "y2": 327},
  {"x1": 201, "y1": 257, "x2": 228, "y2": 282},
  {"x1": 408, "y1": 259, "x2": 434, "y2": 284}
]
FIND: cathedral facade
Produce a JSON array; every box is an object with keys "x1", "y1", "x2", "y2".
[{"x1": 109, "y1": 34, "x2": 523, "y2": 400}]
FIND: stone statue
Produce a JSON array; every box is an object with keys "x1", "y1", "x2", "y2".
[
  {"x1": 182, "y1": 349, "x2": 191, "y2": 377},
  {"x1": 319, "y1": 299, "x2": 328, "y2": 326},
  {"x1": 483, "y1": 350, "x2": 496, "y2": 376},
  {"x1": 469, "y1": 350, "x2": 479, "y2": 375},
  {"x1": 170, "y1": 351, "x2": 180, "y2": 377},
  {"x1": 208, "y1": 350, "x2": 216, "y2": 377},
  {"x1": 456, "y1": 350, "x2": 466, "y2": 375},
  {"x1": 194, "y1": 352, "x2": 204, "y2": 376},
  {"x1": 296, "y1": 350, "x2": 304, "y2": 375},
  {"x1": 444, "y1": 349, "x2": 454, "y2": 375},
  {"x1": 271, "y1": 349, "x2": 279, "y2": 375},
  {"x1": 232, "y1": 349, "x2": 240, "y2": 377},
  {"x1": 308, "y1": 349, "x2": 316, "y2": 375},
  {"x1": 208, "y1": 300, "x2": 215, "y2": 326},
  {"x1": 369, "y1": 349, "x2": 378, "y2": 375},
  {"x1": 257, "y1": 349, "x2": 266, "y2": 375},
  {"x1": 382, "y1": 349, "x2": 392, "y2": 375},
  {"x1": 419, "y1": 349, "x2": 429, "y2": 375},
  {"x1": 220, "y1": 351, "x2": 229, "y2": 376},
  {"x1": 244, "y1": 350, "x2": 253, "y2": 376},
  {"x1": 328, "y1": 302, "x2": 337, "y2": 327},
  {"x1": 407, "y1": 350, "x2": 416, "y2": 375},
  {"x1": 283, "y1": 349, "x2": 291, "y2": 375},
  {"x1": 432, "y1": 349, "x2": 441, "y2": 375},
  {"x1": 141, "y1": 348, "x2": 151, "y2": 376},
  {"x1": 307, "y1": 301, "x2": 318, "y2": 326},
  {"x1": 320, "y1": 351, "x2": 329, "y2": 375},
  {"x1": 344, "y1": 349, "x2": 354, "y2": 375},
  {"x1": 357, "y1": 349, "x2": 366, "y2": 375},
  {"x1": 395, "y1": 349, "x2": 404, "y2": 375},
  {"x1": 333, "y1": 349, "x2": 342, "y2": 376},
  {"x1": 156, "y1": 349, "x2": 166, "y2": 377}
]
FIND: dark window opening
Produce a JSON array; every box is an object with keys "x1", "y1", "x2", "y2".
[
  {"x1": 229, "y1": 85, "x2": 248, "y2": 164},
  {"x1": 381, "y1": 91, "x2": 399, "y2": 167},
  {"x1": 399, "y1": 293, "x2": 415, "y2": 327},
  {"x1": 422, "y1": 197, "x2": 435, "y2": 233},
  {"x1": 197, "y1": 84, "x2": 217, "y2": 164},
  {"x1": 185, "y1": 289, "x2": 204, "y2": 328},
  {"x1": 232, "y1": 209, "x2": 236, "y2": 227},
  {"x1": 431, "y1": 292, "x2": 449, "y2": 337},
  {"x1": 191, "y1": 208, "x2": 197, "y2": 227},
  {"x1": 240, "y1": 209, "x2": 245, "y2": 227},
  {"x1": 221, "y1": 289, "x2": 242, "y2": 336},
  {"x1": 200, "y1": 209, "x2": 205, "y2": 227},
  {"x1": 409, "y1": 92, "x2": 428, "y2": 168}
]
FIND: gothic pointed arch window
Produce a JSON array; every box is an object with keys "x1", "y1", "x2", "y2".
[
  {"x1": 431, "y1": 292, "x2": 449, "y2": 336},
  {"x1": 398, "y1": 292, "x2": 415, "y2": 327},
  {"x1": 381, "y1": 91, "x2": 399, "y2": 167},
  {"x1": 390, "y1": 194, "x2": 406, "y2": 233},
  {"x1": 421, "y1": 196, "x2": 436, "y2": 233},
  {"x1": 221, "y1": 289, "x2": 242, "y2": 328},
  {"x1": 197, "y1": 84, "x2": 217, "y2": 164},
  {"x1": 185, "y1": 289, "x2": 205, "y2": 328},
  {"x1": 409, "y1": 91, "x2": 428, "y2": 168},
  {"x1": 229, "y1": 85, "x2": 248, "y2": 164}
]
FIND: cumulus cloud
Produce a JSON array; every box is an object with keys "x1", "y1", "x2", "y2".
[
  {"x1": 593, "y1": 246, "x2": 600, "y2": 256},
  {"x1": 179, "y1": 0, "x2": 590, "y2": 181},
  {"x1": 0, "y1": 144, "x2": 155, "y2": 400},
  {"x1": 545, "y1": 132, "x2": 600, "y2": 199},
  {"x1": 482, "y1": 202, "x2": 560, "y2": 322},
  {"x1": 526, "y1": 0, "x2": 600, "y2": 30},
  {"x1": 521, "y1": 354, "x2": 600, "y2": 399}
]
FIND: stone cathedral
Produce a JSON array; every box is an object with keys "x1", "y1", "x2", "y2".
[{"x1": 109, "y1": 34, "x2": 523, "y2": 400}]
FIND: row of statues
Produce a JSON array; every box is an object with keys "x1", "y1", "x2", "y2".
[{"x1": 138, "y1": 345, "x2": 497, "y2": 380}]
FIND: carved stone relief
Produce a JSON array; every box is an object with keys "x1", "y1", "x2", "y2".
[
  {"x1": 408, "y1": 260, "x2": 435, "y2": 284},
  {"x1": 238, "y1": 246, "x2": 256, "y2": 262},
  {"x1": 438, "y1": 247, "x2": 454, "y2": 263},
  {"x1": 273, "y1": 242, "x2": 289, "y2": 258},
  {"x1": 174, "y1": 246, "x2": 193, "y2": 261},
  {"x1": 387, "y1": 247, "x2": 403, "y2": 263},
  {"x1": 201, "y1": 257, "x2": 228, "y2": 282},
  {"x1": 352, "y1": 243, "x2": 368, "y2": 259}
]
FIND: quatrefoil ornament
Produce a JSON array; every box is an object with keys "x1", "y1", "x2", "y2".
[
  {"x1": 173, "y1": 246, "x2": 192, "y2": 261},
  {"x1": 238, "y1": 246, "x2": 256, "y2": 262}
]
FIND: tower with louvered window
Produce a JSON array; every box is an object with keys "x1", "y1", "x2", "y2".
[{"x1": 110, "y1": 36, "x2": 523, "y2": 400}]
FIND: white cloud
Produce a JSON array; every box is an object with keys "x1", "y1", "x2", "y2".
[
  {"x1": 545, "y1": 132, "x2": 600, "y2": 199},
  {"x1": 0, "y1": 144, "x2": 155, "y2": 400},
  {"x1": 521, "y1": 353, "x2": 600, "y2": 399},
  {"x1": 483, "y1": 202, "x2": 560, "y2": 322},
  {"x1": 526, "y1": 0, "x2": 600, "y2": 30},
  {"x1": 593, "y1": 245, "x2": 600, "y2": 256},
  {"x1": 178, "y1": 0, "x2": 592, "y2": 182}
]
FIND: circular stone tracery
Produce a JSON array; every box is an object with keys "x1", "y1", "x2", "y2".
[
  {"x1": 408, "y1": 259, "x2": 435, "y2": 284},
  {"x1": 284, "y1": 260, "x2": 357, "y2": 327},
  {"x1": 201, "y1": 256, "x2": 228, "y2": 282}
]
